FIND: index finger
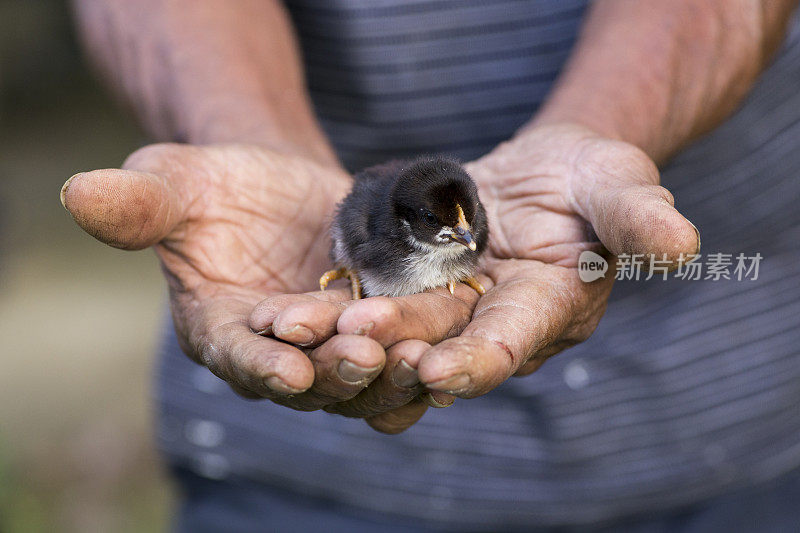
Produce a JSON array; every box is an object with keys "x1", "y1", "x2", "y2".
[
  {"x1": 417, "y1": 260, "x2": 611, "y2": 397},
  {"x1": 326, "y1": 339, "x2": 429, "y2": 418},
  {"x1": 249, "y1": 288, "x2": 352, "y2": 346},
  {"x1": 180, "y1": 292, "x2": 316, "y2": 397},
  {"x1": 336, "y1": 275, "x2": 493, "y2": 347},
  {"x1": 249, "y1": 276, "x2": 492, "y2": 351}
]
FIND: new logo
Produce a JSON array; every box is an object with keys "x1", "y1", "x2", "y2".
[{"x1": 578, "y1": 251, "x2": 608, "y2": 282}]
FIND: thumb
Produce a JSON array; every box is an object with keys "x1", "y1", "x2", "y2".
[
  {"x1": 574, "y1": 148, "x2": 700, "y2": 264},
  {"x1": 60, "y1": 167, "x2": 186, "y2": 250},
  {"x1": 589, "y1": 183, "x2": 700, "y2": 263}
]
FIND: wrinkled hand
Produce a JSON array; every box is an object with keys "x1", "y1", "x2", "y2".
[
  {"x1": 61, "y1": 143, "x2": 413, "y2": 410},
  {"x1": 252, "y1": 123, "x2": 699, "y2": 432}
]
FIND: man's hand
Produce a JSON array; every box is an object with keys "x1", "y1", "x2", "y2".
[
  {"x1": 415, "y1": 123, "x2": 699, "y2": 391},
  {"x1": 251, "y1": 123, "x2": 699, "y2": 432},
  {"x1": 61, "y1": 143, "x2": 414, "y2": 408}
]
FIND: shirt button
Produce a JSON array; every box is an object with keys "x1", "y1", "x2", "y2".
[
  {"x1": 185, "y1": 419, "x2": 225, "y2": 448},
  {"x1": 564, "y1": 358, "x2": 590, "y2": 390}
]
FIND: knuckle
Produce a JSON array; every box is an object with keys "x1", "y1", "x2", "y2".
[
  {"x1": 649, "y1": 184, "x2": 675, "y2": 206},
  {"x1": 576, "y1": 322, "x2": 598, "y2": 342},
  {"x1": 271, "y1": 395, "x2": 321, "y2": 412},
  {"x1": 288, "y1": 398, "x2": 325, "y2": 412},
  {"x1": 230, "y1": 348, "x2": 263, "y2": 386},
  {"x1": 569, "y1": 310, "x2": 603, "y2": 343},
  {"x1": 633, "y1": 150, "x2": 661, "y2": 184},
  {"x1": 513, "y1": 356, "x2": 546, "y2": 376},
  {"x1": 198, "y1": 339, "x2": 223, "y2": 375},
  {"x1": 387, "y1": 339, "x2": 429, "y2": 365},
  {"x1": 372, "y1": 297, "x2": 404, "y2": 324},
  {"x1": 122, "y1": 143, "x2": 184, "y2": 172},
  {"x1": 369, "y1": 394, "x2": 404, "y2": 413},
  {"x1": 228, "y1": 384, "x2": 263, "y2": 400},
  {"x1": 330, "y1": 395, "x2": 383, "y2": 418}
]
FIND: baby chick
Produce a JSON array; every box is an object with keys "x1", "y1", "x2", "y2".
[{"x1": 320, "y1": 156, "x2": 488, "y2": 299}]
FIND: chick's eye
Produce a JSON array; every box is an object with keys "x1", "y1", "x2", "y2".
[{"x1": 421, "y1": 210, "x2": 438, "y2": 227}]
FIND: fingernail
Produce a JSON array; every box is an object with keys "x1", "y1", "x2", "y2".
[
  {"x1": 421, "y1": 392, "x2": 455, "y2": 408},
  {"x1": 60, "y1": 173, "x2": 80, "y2": 209},
  {"x1": 264, "y1": 376, "x2": 304, "y2": 395},
  {"x1": 354, "y1": 322, "x2": 374, "y2": 336},
  {"x1": 275, "y1": 324, "x2": 315, "y2": 345},
  {"x1": 252, "y1": 325, "x2": 272, "y2": 336},
  {"x1": 391, "y1": 359, "x2": 419, "y2": 388},
  {"x1": 688, "y1": 219, "x2": 701, "y2": 255},
  {"x1": 426, "y1": 373, "x2": 470, "y2": 394},
  {"x1": 338, "y1": 360, "x2": 381, "y2": 384}
]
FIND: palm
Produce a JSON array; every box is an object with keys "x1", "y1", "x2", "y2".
[
  {"x1": 210, "y1": 124, "x2": 697, "y2": 430},
  {"x1": 147, "y1": 144, "x2": 348, "y2": 297},
  {"x1": 472, "y1": 168, "x2": 593, "y2": 266},
  {"x1": 414, "y1": 125, "x2": 691, "y2": 386},
  {"x1": 469, "y1": 126, "x2": 611, "y2": 266},
  {"x1": 62, "y1": 125, "x2": 696, "y2": 430},
  {"x1": 63, "y1": 142, "x2": 354, "y2": 397},
  {"x1": 442, "y1": 131, "x2": 615, "y2": 377}
]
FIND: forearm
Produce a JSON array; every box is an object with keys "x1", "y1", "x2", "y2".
[
  {"x1": 532, "y1": 0, "x2": 797, "y2": 163},
  {"x1": 72, "y1": 0, "x2": 338, "y2": 166}
]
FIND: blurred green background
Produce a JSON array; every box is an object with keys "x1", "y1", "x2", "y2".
[{"x1": 0, "y1": 1, "x2": 173, "y2": 531}]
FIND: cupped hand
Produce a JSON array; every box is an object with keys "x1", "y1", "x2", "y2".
[
  {"x1": 253, "y1": 123, "x2": 699, "y2": 432},
  {"x1": 416, "y1": 123, "x2": 698, "y2": 391},
  {"x1": 61, "y1": 143, "x2": 408, "y2": 408}
]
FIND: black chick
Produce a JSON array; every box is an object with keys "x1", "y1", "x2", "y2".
[{"x1": 320, "y1": 156, "x2": 489, "y2": 299}]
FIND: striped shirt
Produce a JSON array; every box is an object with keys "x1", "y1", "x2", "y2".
[{"x1": 156, "y1": 1, "x2": 800, "y2": 528}]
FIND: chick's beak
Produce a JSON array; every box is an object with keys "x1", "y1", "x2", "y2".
[
  {"x1": 448, "y1": 203, "x2": 477, "y2": 250},
  {"x1": 449, "y1": 226, "x2": 477, "y2": 251}
]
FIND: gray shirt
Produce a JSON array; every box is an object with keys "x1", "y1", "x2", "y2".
[{"x1": 156, "y1": 1, "x2": 800, "y2": 528}]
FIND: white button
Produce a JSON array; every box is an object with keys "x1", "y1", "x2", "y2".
[
  {"x1": 185, "y1": 419, "x2": 225, "y2": 448},
  {"x1": 193, "y1": 453, "x2": 230, "y2": 480},
  {"x1": 564, "y1": 359, "x2": 590, "y2": 390}
]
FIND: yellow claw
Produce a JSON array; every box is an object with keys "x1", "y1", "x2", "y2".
[
  {"x1": 319, "y1": 267, "x2": 362, "y2": 300},
  {"x1": 446, "y1": 276, "x2": 485, "y2": 296},
  {"x1": 462, "y1": 276, "x2": 485, "y2": 295}
]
